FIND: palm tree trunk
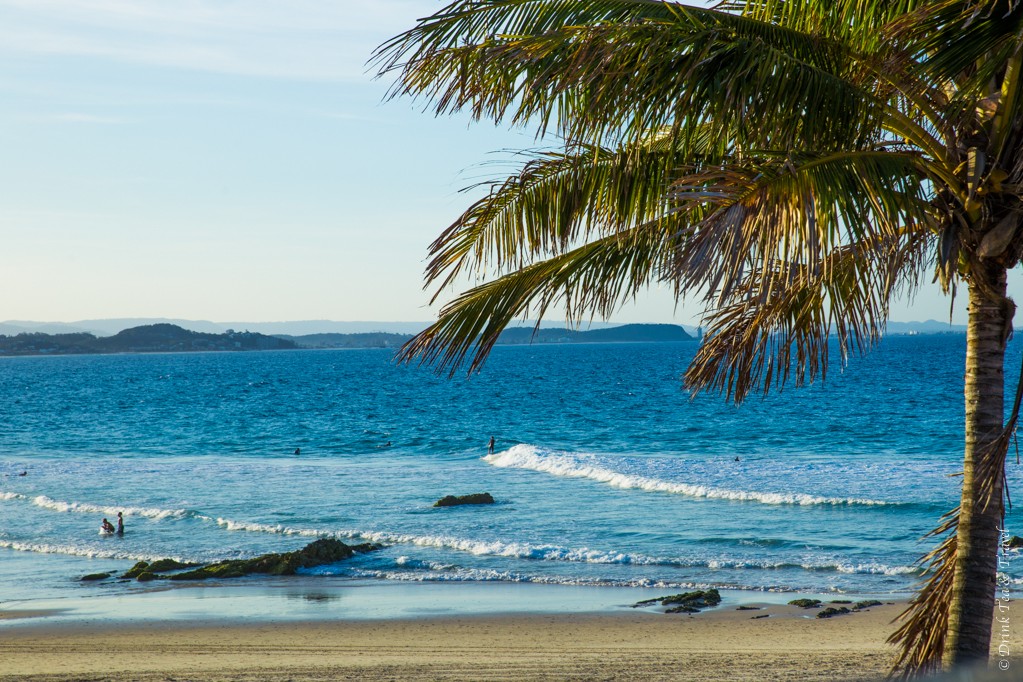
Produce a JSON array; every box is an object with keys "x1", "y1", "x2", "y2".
[{"x1": 944, "y1": 264, "x2": 1010, "y2": 669}]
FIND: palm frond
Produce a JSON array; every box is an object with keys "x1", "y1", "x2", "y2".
[
  {"x1": 399, "y1": 221, "x2": 676, "y2": 373},
  {"x1": 682, "y1": 229, "x2": 930, "y2": 402},
  {"x1": 887, "y1": 510, "x2": 959, "y2": 678},
  {"x1": 425, "y1": 125, "x2": 724, "y2": 294},
  {"x1": 668, "y1": 149, "x2": 936, "y2": 308},
  {"x1": 889, "y1": 0, "x2": 1023, "y2": 87},
  {"x1": 374, "y1": 0, "x2": 884, "y2": 151},
  {"x1": 889, "y1": 410, "x2": 1013, "y2": 676}
]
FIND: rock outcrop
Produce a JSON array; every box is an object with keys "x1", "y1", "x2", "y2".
[
  {"x1": 118, "y1": 539, "x2": 380, "y2": 582},
  {"x1": 633, "y1": 589, "x2": 722, "y2": 614},
  {"x1": 434, "y1": 492, "x2": 495, "y2": 507}
]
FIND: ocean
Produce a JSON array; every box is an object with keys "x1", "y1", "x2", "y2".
[{"x1": 1, "y1": 335, "x2": 1021, "y2": 619}]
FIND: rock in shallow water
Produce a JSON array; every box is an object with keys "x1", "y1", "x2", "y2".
[
  {"x1": 114, "y1": 538, "x2": 381, "y2": 582},
  {"x1": 434, "y1": 492, "x2": 495, "y2": 507}
]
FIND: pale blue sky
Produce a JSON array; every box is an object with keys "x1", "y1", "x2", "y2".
[{"x1": 0, "y1": 0, "x2": 984, "y2": 326}]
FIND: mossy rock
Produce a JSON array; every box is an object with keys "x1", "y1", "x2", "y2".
[
  {"x1": 788, "y1": 598, "x2": 822, "y2": 609},
  {"x1": 736, "y1": 605, "x2": 762, "y2": 611},
  {"x1": 136, "y1": 571, "x2": 159, "y2": 582},
  {"x1": 829, "y1": 600, "x2": 853, "y2": 604},
  {"x1": 147, "y1": 558, "x2": 199, "y2": 573},
  {"x1": 634, "y1": 589, "x2": 721, "y2": 613},
  {"x1": 166, "y1": 538, "x2": 381, "y2": 581},
  {"x1": 1007, "y1": 535, "x2": 1023, "y2": 549},
  {"x1": 817, "y1": 606, "x2": 851, "y2": 619},
  {"x1": 122, "y1": 561, "x2": 150, "y2": 579},
  {"x1": 852, "y1": 600, "x2": 882, "y2": 610},
  {"x1": 434, "y1": 492, "x2": 495, "y2": 507},
  {"x1": 80, "y1": 572, "x2": 112, "y2": 581}
]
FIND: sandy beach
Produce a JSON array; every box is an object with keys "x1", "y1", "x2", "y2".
[{"x1": 5, "y1": 601, "x2": 1004, "y2": 681}]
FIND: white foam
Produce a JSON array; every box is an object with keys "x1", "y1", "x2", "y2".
[
  {"x1": 0, "y1": 491, "x2": 25, "y2": 501},
  {"x1": 340, "y1": 528, "x2": 661, "y2": 564},
  {"x1": 338, "y1": 565, "x2": 708, "y2": 589},
  {"x1": 0, "y1": 540, "x2": 168, "y2": 562},
  {"x1": 484, "y1": 445, "x2": 891, "y2": 506},
  {"x1": 205, "y1": 514, "x2": 919, "y2": 577},
  {"x1": 215, "y1": 517, "x2": 322, "y2": 537},
  {"x1": 30, "y1": 495, "x2": 189, "y2": 520},
  {"x1": 831, "y1": 562, "x2": 918, "y2": 576}
]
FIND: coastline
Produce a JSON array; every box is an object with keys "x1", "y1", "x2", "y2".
[
  {"x1": 0, "y1": 580, "x2": 971, "y2": 681},
  {"x1": 1, "y1": 599, "x2": 920, "y2": 681}
]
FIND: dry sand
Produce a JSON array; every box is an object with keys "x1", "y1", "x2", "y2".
[{"x1": 6, "y1": 601, "x2": 1009, "y2": 681}]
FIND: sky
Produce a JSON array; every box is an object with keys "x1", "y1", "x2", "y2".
[{"x1": 0, "y1": 0, "x2": 989, "y2": 327}]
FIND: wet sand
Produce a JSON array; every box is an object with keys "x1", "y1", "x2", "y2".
[{"x1": 1, "y1": 601, "x2": 979, "y2": 681}]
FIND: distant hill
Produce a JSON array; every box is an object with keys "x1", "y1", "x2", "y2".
[
  {"x1": 0, "y1": 324, "x2": 296, "y2": 356},
  {"x1": 0, "y1": 318, "x2": 629, "y2": 337},
  {"x1": 281, "y1": 324, "x2": 695, "y2": 350}
]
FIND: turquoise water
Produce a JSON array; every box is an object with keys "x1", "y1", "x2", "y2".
[{"x1": 1, "y1": 336, "x2": 1021, "y2": 614}]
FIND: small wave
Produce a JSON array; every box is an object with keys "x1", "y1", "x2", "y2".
[
  {"x1": 215, "y1": 518, "x2": 323, "y2": 537},
  {"x1": 341, "y1": 528, "x2": 659, "y2": 565},
  {"x1": 393, "y1": 556, "x2": 458, "y2": 571},
  {"x1": 321, "y1": 564, "x2": 718, "y2": 589},
  {"x1": 485, "y1": 445, "x2": 892, "y2": 506},
  {"x1": 0, "y1": 540, "x2": 169, "y2": 563},
  {"x1": 830, "y1": 562, "x2": 918, "y2": 576},
  {"x1": 208, "y1": 514, "x2": 918, "y2": 577},
  {"x1": 31, "y1": 495, "x2": 189, "y2": 520},
  {"x1": 0, "y1": 491, "x2": 26, "y2": 501}
]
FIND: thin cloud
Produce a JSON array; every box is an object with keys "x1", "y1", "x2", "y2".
[{"x1": 0, "y1": 0, "x2": 436, "y2": 81}]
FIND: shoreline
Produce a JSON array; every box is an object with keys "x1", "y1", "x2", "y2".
[
  {"x1": 3, "y1": 577, "x2": 1019, "y2": 680},
  {"x1": 1, "y1": 600, "x2": 923, "y2": 681},
  {"x1": 0, "y1": 577, "x2": 909, "y2": 627}
]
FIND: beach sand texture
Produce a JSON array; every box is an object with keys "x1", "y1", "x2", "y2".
[{"x1": 5, "y1": 603, "x2": 1016, "y2": 681}]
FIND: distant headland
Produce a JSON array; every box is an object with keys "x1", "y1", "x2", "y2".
[
  {"x1": 0, "y1": 324, "x2": 297, "y2": 356},
  {"x1": 0, "y1": 318, "x2": 970, "y2": 357},
  {"x1": 0, "y1": 322, "x2": 698, "y2": 357}
]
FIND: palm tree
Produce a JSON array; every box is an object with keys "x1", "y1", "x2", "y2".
[{"x1": 375, "y1": 0, "x2": 1023, "y2": 674}]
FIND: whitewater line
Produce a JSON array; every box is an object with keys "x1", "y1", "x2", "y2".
[{"x1": 484, "y1": 446, "x2": 892, "y2": 507}]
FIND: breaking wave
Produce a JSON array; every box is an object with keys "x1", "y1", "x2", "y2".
[
  {"x1": 29, "y1": 495, "x2": 193, "y2": 520},
  {"x1": 0, "y1": 540, "x2": 173, "y2": 563},
  {"x1": 211, "y1": 513, "x2": 918, "y2": 577},
  {"x1": 484, "y1": 445, "x2": 893, "y2": 506}
]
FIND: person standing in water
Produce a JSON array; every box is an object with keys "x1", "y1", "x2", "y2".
[
  {"x1": 116, "y1": 512, "x2": 124, "y2": 535},
  {"x1": 488, "y1": 436, "x2": 495, "y2": 455}
]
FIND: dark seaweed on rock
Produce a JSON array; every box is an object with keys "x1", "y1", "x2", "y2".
[
  {"x1": 788, "y1": 598, "x2": 822, "y2": 609},
  {"x1": 434, "y1": 492, "x2": 495, "y2": 507},
  {"x1": 119, "y1": 539, "x2": 380, "y2": 582},
  {"x1": 633, "y1": 589, "x2": 722, "y2": 614},
  {"x1": 817, "y1": 606, "x2": 851, "y2": 619},
  {"x1": 80, "y1": 572, "x2": 112, "y2": 581},
  {"x1": 122, "y1": 559, "x2": 199, "y2": 579},
  {"x1": 168, "y1": 539, "x2": 381, "y2": 581}
]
